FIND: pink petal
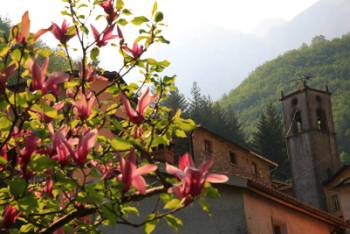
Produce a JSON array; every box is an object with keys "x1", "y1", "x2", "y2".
[
  {"x1": 179, "y1": 153, "x2": 194, "y2": 171},
  {"x1": 132, "y1": 175, "x2": 147, "y2": 194},
  {"x1": 51, "y1": 23, "x2": 62, "y2": 41},
  {"x1": 199, "y1": 157, "x2": 214, "y2": 174},
  {"x1": 165, "y1": 163, "x2": 184, "y2": 179},
  {"x1": 136, "y1": 88, "x2": 152, "y2": 115},
  {"x1": 90, "y1": 24, "x2": 100, "y2": 41},
  {"x1": 120, "y1": 93, "x2": 138, "y2": 120},
  {"x1": 34, "y1": 26, "x2": 51, "y2": 41},
  {"x1": 135, "y1": 164, "x2": 157, "y2": 176},
  {"x1": 206, "y1": 173, "x2": 229, "y2": 183},
  {"x1": 21, "y1": 11, "x2": 30, "y2": 41}
]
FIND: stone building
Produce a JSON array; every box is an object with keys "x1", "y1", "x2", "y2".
[
  {"x1": 281, "y1": 83, "x2": 341, "y2": 210},
  {"x1": 101, "y1": 81, "x2": 350, "y2": 233}
]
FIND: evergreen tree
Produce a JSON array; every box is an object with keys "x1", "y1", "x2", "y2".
[
  {"x1": 163, "y1": 88, "x2": 189, "y2": 116},
  {"x1": 189, "y1": 82, "x2": 246, "y2": 145},
  {"x1": 252, "y1": 103, "x2": 290, "y2": 180}
]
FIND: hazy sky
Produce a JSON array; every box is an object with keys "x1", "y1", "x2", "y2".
[
  {"x1": 0, "y1": 0, "x2": 319, "y2": 41},
  {"x1": 0, "y1": 0, "x2": 320, "y2": 96}
]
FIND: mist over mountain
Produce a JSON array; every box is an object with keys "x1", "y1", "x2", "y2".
[{"x1": 171, "y1": 0, "x2": 350, "y2": 99}]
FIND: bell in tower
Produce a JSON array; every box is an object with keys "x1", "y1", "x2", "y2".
[{"x1": 280, "y1": 83, "x2": 341, "y2": 210}]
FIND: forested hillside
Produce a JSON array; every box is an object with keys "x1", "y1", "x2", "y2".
[{"x1": 220, "y1": 34, "x2": 350, "y2": 161}]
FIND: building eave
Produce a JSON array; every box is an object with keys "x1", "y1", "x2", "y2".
[
  {"x1": 246, "y1": 180, "x2": 348, "y2": 228},
  {"x1": 195, "y1": 127, "x2": 278, "y2": 168}
]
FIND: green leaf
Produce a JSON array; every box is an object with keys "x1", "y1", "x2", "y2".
[
  {"x1": 43, "y1": 103, "x2": 58, "y2": 119},
  {"x1": 90, "y1": 47, "x2": 100, "y2": 62},
  {"x1": 0, "y1": 116, "x2": 12, "y2": 131},
  {"x1": 0, "y1": 156, "x2": 7, "y2": 165},
  {"x1": 122, "y1": 9, "x2": 132, "y2": 16},
  {"x1": 38, "y1": 47, "x2": 52, "y2": 57},
  {"x1": 165, "y1": 214, "x2": 183, "y2": 232},
  {"x1": 121, "y1": 206, "x2": 139, "y2": 216},
  {"x1": 174, "y1": 118, "x2": 196, "y2": 132},
  {"x1": 101, "y1": 205, "x2": 116, "y2": 225},
  {"x1": 0, "y1": 44, "x2": 10, "y2": 57},
  {"x1": 164, "y1": 199, "x2": 181, "y2": 210},
  {"x1": 131, "y1": 16, "x2": 149, "y2": 25},
  {"x1": 117, "y1": 18, "x2": 128, "y2": 26},
  {"x1": 144, "y1": 214, "x2": 159, "y2": 234},
  {"x1": 11, "y1": 49, "x2": 22, "y2": 62},
  {"x1": 199, "y1": 198, "x2": 210, "y2": 214},
  {"x1": 154, "y1": 12, "x2": 164, "y2": 22},
  {"x1": 31, "y1": 154, "x2": 56, "y2": 171},
  {"x1": 175, "y1": 129, "x2": 187, "y2": 138},
  {"x1": 152, "y1": 2, "x2": 158, "y2": 16},
  {"x1": 204, "y1": 183, "x2": 220, "y2": 199},
  {"x1": 116, "y1": 0, "x2": 124, "y2": 10},
  {"x1": 110, "y1": 137, "x2": 133, "y2": 151},
  {"x1": 20, "y1": 223, "x2": 34, "y2": 233},
  {"x1": 64, "y1": 80, "x2": 79, "y2": 89},
  {"x1": 9, "y1": 178, "x2": 26, "y2": 197}
]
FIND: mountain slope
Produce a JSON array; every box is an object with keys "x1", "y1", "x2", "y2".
[
  {"x1": 170, "y1": 0, "x2": 350, "y2": 99},
  {"x1": 220, "y1": 34, "x2": 350, "y2": 159}
]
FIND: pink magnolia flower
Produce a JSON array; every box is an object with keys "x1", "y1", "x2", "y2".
[
  {"x1": 19, "y1": 133, "x2": 38, "y2": 178},
  {"x1": 166, "y1": 153, "x2": 228, "y2": 201},
  {"x1": 79, "y1": 63, "x2": 108, "y2": 82},
  {"x1": 46, "y1": 178, "x2": 54, "y2": 197},
  {"x1": 117, "y1": 149, "x2": 157, "y2": 194},
  {"x1": 72, "y1": 92, "x2": 95, "y2": 120},
  {"x1": 120, "y1": 88, "x2": 157, "y2": 125},
  {"x1": 47, "y1": 124, "x2": 72, "y2": 166},
  {"x1": 74, "y1": 129, "x2": 98, "y2": 165},
  {"x1": 2, "y1": 205, "x2": 20, "y2": 229},
  {"x1": 122, "y1": 42, "x2": 143, "y2": 59},
  {"x1": 91, "y1": 24, "x2": 118, "y2": 47},
  {"x1": 47, "y1": 125, "x2": 97, "y2": 166},
  {"x1": 0, "y1": 64, "x2": 16, "y2": 93},
  {"x1": 100, "y1": 0, "x2": 118, "y2": 24},
  {"x1": 51, "y1": 20, "x2": 75, "y2": 44},
  {"x1": 90, "y1": 160, "x2": 118, "y2": 180},
  {"x1": 117, "y1": 26, "x2": 124, "y2": 43},
  {"x1": 14, "y1": 11, "x2": 50, "y2": 44},
  {"x1": 31, "y1": 58, "x2": 69, "y2": 95}
]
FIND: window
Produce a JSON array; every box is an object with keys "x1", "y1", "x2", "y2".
[
  {"x1": 316, "y1": 108, "x2": 327, "y2": 131},
  {"x1": 292, "y1": 111, "x2": 303, "y2": 134},
  {"x1": 272, "y1": 220, "x2": 288, "y2": 234},
  {"x1": 229, "y1": 152, "x2": 237, "y2": 165},
  {"x1": 204, "y1": 140, "x2": 212, "y2": 154},
  {"x1": 332, "y1": 194, "x2": 340, "y2": 212},
  {"x1": 273, "y1": 225, "x2": 282, "y2": 234},
  {"x1": 252, "y1": 162, "x2": 259, "y2": 177}
]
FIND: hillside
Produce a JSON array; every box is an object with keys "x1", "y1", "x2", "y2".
[
  {"x1": 220, "y1": 34, "x2": 350, "y2": 159},
  {"x1": 166, "y1": 0, "x2": 350, "y2": 98}
]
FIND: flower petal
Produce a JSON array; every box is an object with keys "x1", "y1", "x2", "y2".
[
  {"x1": 135, "y1": 164, "x2": 157, "y2": 176},
  {"x1": 165, "y1": 163, "x2": 184, "y2": 179},
  {"x1": 132, "y1": 175, "x2": 147, "y2": 194},
  {"x1": 179, "y1": 153, "x2": 194, "y2": 171},
  {"x1": 206, "y1": 173, "x2": 229, "y2": 183}
]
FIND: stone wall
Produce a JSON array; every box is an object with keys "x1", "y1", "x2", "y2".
[{"x1": 191, "y1": 128, "x2": 273, "y2": 185}]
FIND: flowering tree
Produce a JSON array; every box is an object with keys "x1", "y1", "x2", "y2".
[{"x1": 0, "y1": 0, "x2": 228, "y2": 233}]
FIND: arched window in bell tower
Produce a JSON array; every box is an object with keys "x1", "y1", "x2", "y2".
[
  {"x1": 316, "y1": 108, "x2": 327, "y2": 131},
  {"x1": 292, "y1": 110, "x2": 303, "y2": 134}
]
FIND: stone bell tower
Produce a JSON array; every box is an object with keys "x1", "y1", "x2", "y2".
[{"x1": 281, "y1": 83, "x2": 341, "y2": 210}]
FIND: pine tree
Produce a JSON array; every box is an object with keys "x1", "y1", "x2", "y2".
[
  {"x1": 253, "y1": 103, "x2": 290, "y2": 180},
  {"x1": 163, "y1": 88, "x2": 188, "y2": 116},
  {"x1": 189, "y1": 82, "x2": 246, "y2": 145}
]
